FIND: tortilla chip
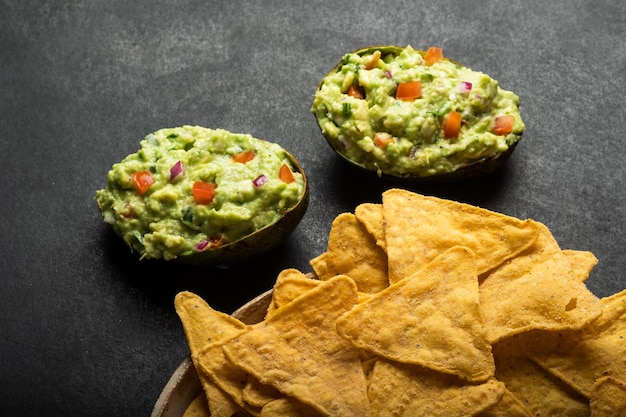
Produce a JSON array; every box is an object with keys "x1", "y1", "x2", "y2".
[
  {"x1": 183, "y1": 392, "x2": 210, "y2": 417},
  {"x1": 518, "y1": 289, "x2": 626, "y2": 398},
  {"x1": 336, "y1": 246, "x2": 495, "y2": 382},
  {"x1": 325, "y1": 212, "x2": 389, "y2": 293},
  {"x1": 367, "y1": 359, "x2": 505, "y2": 417},
  {"x1": 492, "y1": 336, "x2": 590, "y2": 416},
  {"x1": 243, "y1": 376, "x2": 282, "y2": 409},
  {"x1": 222, "y1": 275, "x2": 371, "y2": 417},
  {"x1": 563, "y1": 249, "x2": 599, "y2": 282},
  {"x1": 382, "y1": 189, "x2": 540, "y2": 284},
  {"x1": 260, "y1": 397, "x2": 322, "y2": 417},
  {"x1": 477, "y1": 221, "x2": 561, "y2": 283},
  {"x1": 202, "y1": 381, "x2": 244, "y2": 417},
  {"x1": 476, "y1": 388, "x2": 534, "y2": 417},
  {"x1": 267, "y1": 268, "x2": 319, "y2": 317},
  {"x1": 590, "y1": 376, "x2": 626, "y2": 416},
  {"x1": 174, "y1": 292, "x2": 251, "y2": 416},
  {"x1": 175, "y1": 291, "x2": 247, "y2": 352},
  {"x1": 308, "y1": 252, "x2": 330, "y2": 280},
  {"x1": 479, "y1": 249, "x2": 603, "y2": 343},
  {"x1": 354, "y1": 202, "x2": 386, "y2": 251}
]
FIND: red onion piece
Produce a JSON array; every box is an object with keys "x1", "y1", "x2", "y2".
[
  {"x1": 384, "y1": 71, "x2": 393, "y2": 79},
  {"x1": 170, "y1": 160, "x2": 184, "y2": 181},
  {"x1": 252, "y1": 174, "x2": 269, "y2": 188},
  {"x1": 195, "y1": 240, "x2": 209, "y2": 251},
  {"x1": 457, "y1": 81, "x2": 472, "y2": 94}
]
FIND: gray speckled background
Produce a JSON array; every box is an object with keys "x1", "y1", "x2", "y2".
[{"x1": 1, "y1": 1, "x2": 625, "y2": 415}]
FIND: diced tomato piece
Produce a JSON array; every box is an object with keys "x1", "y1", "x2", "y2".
[
  {"x1": 492, "y1": 115, "x2": 515, "y2": 136},
  {"x1": 279, "y1": 164, "x2": 295, "y2": 184},
  {"x1": 131, "y1": 170, "x2": 155, "y2": 195},
  {"x1": 192, "y1": 181, "x2": 216, "y2": 204},
  {"x1": 373, "y1": 132, "x2": 395, "y2": 149},
  {"x1": 347, "y1": 84, "x2": 364, "y2": 99},
  {"x1": 424, "y1": 46, "x2": 443, "y2": 66},
  {"x1": 232, "y1": 150, "x2": 255, "y2": 164},
  {"x1": 396, "y1": 81, "x2": 422, "y2": 101},
  {"x1": 443, "y1": 111, "x2": 463, "y2": 139},
  {"x1": 364, "y1": 50, "x2": 381, "y2": 70}
]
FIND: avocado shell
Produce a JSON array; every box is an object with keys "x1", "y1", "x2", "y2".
[
  {"x1": 334, "y1": 141, "x2": 518, "y2": 184},
  {"x1": 176, "y1": 150, "x2": 309, "y2": 267},
  {"x1": 313, "y1": 45, "x2": 522, "y2": 183}
]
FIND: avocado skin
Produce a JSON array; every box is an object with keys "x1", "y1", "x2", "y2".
[{"x1": 332, "y1": 141, "x2": 519, "y2": 184}]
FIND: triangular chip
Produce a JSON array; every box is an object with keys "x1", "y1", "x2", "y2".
[
  {"x1": 308, "y1": 252, "x2": 330, "y2": 280},
  {"x1": 174, "y1": 291, "x2": 251, "y2": 416},
  {"x1": 382, "y1": 188, "x2": 540, "y2": 283},
  {"x1": 354, "y1": 202, "x2": 386, "y2": 251},
  {"x1": 175, "y1": 291, "x2": 247, "y2": 352},
  {"x1": 260, "y1": 397, "x2": 322, "y2": 417},
  {"x1": 267, "y1": 268, "x2": 320, "y2": 317},
  {"x1": 480, "y1": 249, "x2": 603, "y2": 343},
  {"x1": 476, "y1": 388, "x2": 534, "y2": 417},
  {"x1": 367, "y1": 359, "x2": 505, "y2": 417},
  {"x1": 222, "y1": 275, "x2": 371, "y2": 417},
  {"x1": 478, "y1": 221, "x2": 561, "y2": 283},
  {"x1": 563, "y1": 249, "x2": 599, "y2": 282},
  {"x1": 201, "y1": 381, "x2": 241, "y2": 417},
  {"x1": 183, "y1": 392, "x2": 210, "y2": 417},
  {"x1": 336, "y1": 246, "x2": 495, "y2": 381},
  {"x1": 492, "y1": 335, "x2": 590, "y2": 416},
  {"x1": 325, "y1": 212, "x2": 389, "y2": 293},
  {"x1": 518, "y1": 289, "x2": 626, "y2": 398},
  {"x1": 590, "y1": 376, "x2": 626, "y2": 416},
  {"x1": 196, "y1": 336, "x2": 262, "y2": 416},
  {"x1": 243, "y1": 375, "x2": 282, "y2": 409}
]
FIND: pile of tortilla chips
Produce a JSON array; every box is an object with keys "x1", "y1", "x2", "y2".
[{"x1": 175, "y1": 189, "x2": 625, "y2": 416}]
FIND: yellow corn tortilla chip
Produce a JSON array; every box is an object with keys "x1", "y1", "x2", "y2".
[
  {"x1": 201, "y1": 382, "x2": 241, "y2": 417},
  {"x1": 267, "y1": 268, "x2": 320, "y2": 317},
  {"x1": 183, "y1": 392, "x2": 210, "y2": 417},
  {"x1": 492, "y1": 336, "x2": 590, "y2": 416},
  {"x1": 518, "y1": 289, "x2": 626, "y2": 398},
  {"x1": 590, "y1": 376, "x2": 626, "y2": 416},
  {"x1": 260, "y1": 397, "x2": 322, "y2": 417},
  {"x1": 354, "y1": 202, "x2": 386, "y2": 251},
  {"x1": 175, "y1": 291, "x2": 247, "y2": 353},
  {"x1": 222, "y1": 275, "x2": 371, "y2": 417},
  {"x1": 308, "y1": 252, "x2": 330, "y2": 280},
  {"x1": 367, "y1": 359, "x2": 505, "y2": 417},
  {"x1": 243, "y1": 376, "x2": 282, "y2": 409},
  {"x1": 325, "y1": 212, "x2": 389, "y2": 293},
  {"x1": 196, "y1": 337, "x2": 261, "y2": 416},
  {"x1": 563, "y1": 249, "x2": 599, "y2": 282},
  {"x1": 174, "y1": 291, "x2": 250, "y2": 417},
  {"x1": 477, "y1": 221, "x2": 561, "y2": 283},
  {"x1": 382, "y1": 188, "x2": 540, "y2": 283},
  {"x1": 476, "y1": 388, "x2": 534, "y2": 417},
  {"x1": 336, "y1": 246, "x2": 495, "y2": 382},
  {"x1": 479, "y1": 249, "x2": 603, "y2": 344}
]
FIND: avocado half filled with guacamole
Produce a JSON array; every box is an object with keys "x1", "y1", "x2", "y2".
[
  {"x1": 311, "y1": 45, "x2": 525, "y2": 181},
  {"x1": 95, "y1": 126, "x2": 308, "y2": 265}
]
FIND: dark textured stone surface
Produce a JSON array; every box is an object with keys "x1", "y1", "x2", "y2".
[{"x1": 1, "y1": 1, "x2": 625, "y2": 416}]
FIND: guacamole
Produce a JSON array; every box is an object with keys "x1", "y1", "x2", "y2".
[
  {"x1": 95, "y1": 126, "x2": 306, "y2": 261},
  {"x1": 311, "y1": 46, "x2": 525, "y2": 178}
]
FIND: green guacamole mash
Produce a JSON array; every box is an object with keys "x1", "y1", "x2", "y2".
[
  {"x1": 311, "y1": 46, "x2": 524, "y2": 178},
  {"x1": 95, "y1": 126, "x2": 305, "y2": 261}
]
